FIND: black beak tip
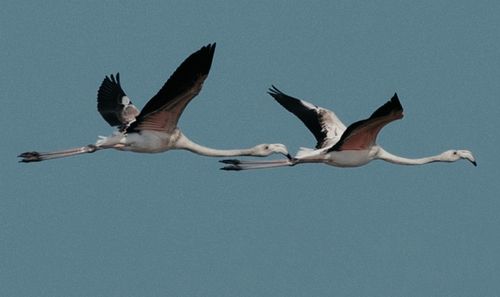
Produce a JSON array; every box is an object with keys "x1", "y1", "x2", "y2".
[{"x1": 471, "y1": 160, "x2": 477, "y2": 167}]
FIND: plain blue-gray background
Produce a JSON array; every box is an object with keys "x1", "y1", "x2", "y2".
[{"x1": 1, "y1": 1, "x2": 498, "y2": 296}]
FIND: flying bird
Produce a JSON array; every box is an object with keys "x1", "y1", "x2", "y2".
[
  {"x1": 18, "y1": 44, "x2": 290, "y2": 163},
  {"x1": 221, "y1": 86, "x2": 476, "y2": 170}
]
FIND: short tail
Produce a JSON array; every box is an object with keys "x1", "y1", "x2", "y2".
[
  {"x1": 220, "y1": 158, "x2": 294, "y2": 171},
  {"x1": 18, "y1": 144, "x2": 99, "y2": 163},
  {"x1": 295, "y1": 147, "x2": 316, "y2": 158}
]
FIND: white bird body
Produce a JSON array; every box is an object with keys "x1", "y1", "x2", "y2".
[
  {"x1": 291, "y1": 147, "x2": 373, "y2": 167},
  {"x1": 323, "y1": 148, "x2": 376, "y2": 167},
  {"x1": 19, "y1": 44, "x2": 290, "y2": 163},
  {"x1": 292, "y1": 146, "x2": 475, "y2": 167},
  {"x1": 96, "y1": 130, "x2": 182, "y2": 153},
  {"x1": 221, "y1": 86, "x2": 476, "y2": 171}
]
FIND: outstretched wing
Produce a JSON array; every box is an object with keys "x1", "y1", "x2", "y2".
[
  {"x1": 328, "y1": 93, "x2": 403, "y2": 152},
  {"x1": 127, "y1": 43, "x2": 216, "y2": 133},
  {"x1": 268, "y1": 86, "x2": 346, "y2": 149},
  {"x1": 97, "y1": 73, "x2": 140, "y2": 128}
]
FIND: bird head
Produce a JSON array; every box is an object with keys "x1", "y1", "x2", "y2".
[
  {"x1": 254, "y1": 143, "x2": 292, "y2": 159},
  {"x1": 441, "y1": 150, "x2": 477, "y2": 166}
]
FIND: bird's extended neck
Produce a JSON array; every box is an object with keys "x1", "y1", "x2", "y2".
[
  {"x1": 175, "y1": 133, "x2": 257, "y2": 157},
  {"x1": 376, "y1": 147, "x2": 441, "y2": 165}
]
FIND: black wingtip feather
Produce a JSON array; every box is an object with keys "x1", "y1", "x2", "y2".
[
  {"x1": 368, "y1": 92, "x2": 403, "y2": 119},
  {"x1": 127, "y1": 42, "x2": 217, "y2": 131},
  {"x1": 201, "y1": 43, "x2": 216, "y2": 75},
  {"x1": 327, "y1": 92, "x2": 404, "y2": 152},
  {"x1": 190, "y1": 43, "x2": 217, "y2": 77},
  {"x1": 391, "y1": 92, "x2": 402, "y2": 110},
  {"x1": 268, "y1": 85, "x2": 284, "y2": 98},
  {"x1": 97, "y1": 72, "x2": 128, "y2": 126},
  {"x1": 267, "y1": 86, "x2": 329, "y2": 149}
]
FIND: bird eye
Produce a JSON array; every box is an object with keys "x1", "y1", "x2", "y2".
[
  {"x1": 453, "y1": 151, "x2": 457, "y2": 155},
  {"x1": 264, "y1": 145, "x2": 269, "y2": 150}
]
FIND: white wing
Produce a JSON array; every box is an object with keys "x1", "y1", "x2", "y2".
[{"x1": 268, "y1": 86, "x2": 346, "y2": 149}]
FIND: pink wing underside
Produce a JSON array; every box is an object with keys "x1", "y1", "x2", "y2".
[
  {"x1": 135, "y1": 76, "x2": 206, "y2": 132},
  {"x1": 135, "y1": 110, "x2": 182, "y2": 133},
  {"x1": 337, "y1": 111, "x2": 403, "y2": 151}
]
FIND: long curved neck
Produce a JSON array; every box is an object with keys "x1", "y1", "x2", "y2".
[
  {"x1": 376, "y1": 147, "x2": 442, "y2": 165},
  {"x1": 175, "y1": 133, "x2": 256, "y2": 157}
]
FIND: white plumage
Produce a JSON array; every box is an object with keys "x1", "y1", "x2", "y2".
[
  {"x1": 19, "y1": 44, "x2": 290, "y2": 163},
  {"x1": 221, "y1": 87, "x2": 476, "y2": 170}
]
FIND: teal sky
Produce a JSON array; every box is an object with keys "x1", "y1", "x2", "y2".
[{"x1": 2, "y1": 1, "x2": 499, "y2": 296}]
